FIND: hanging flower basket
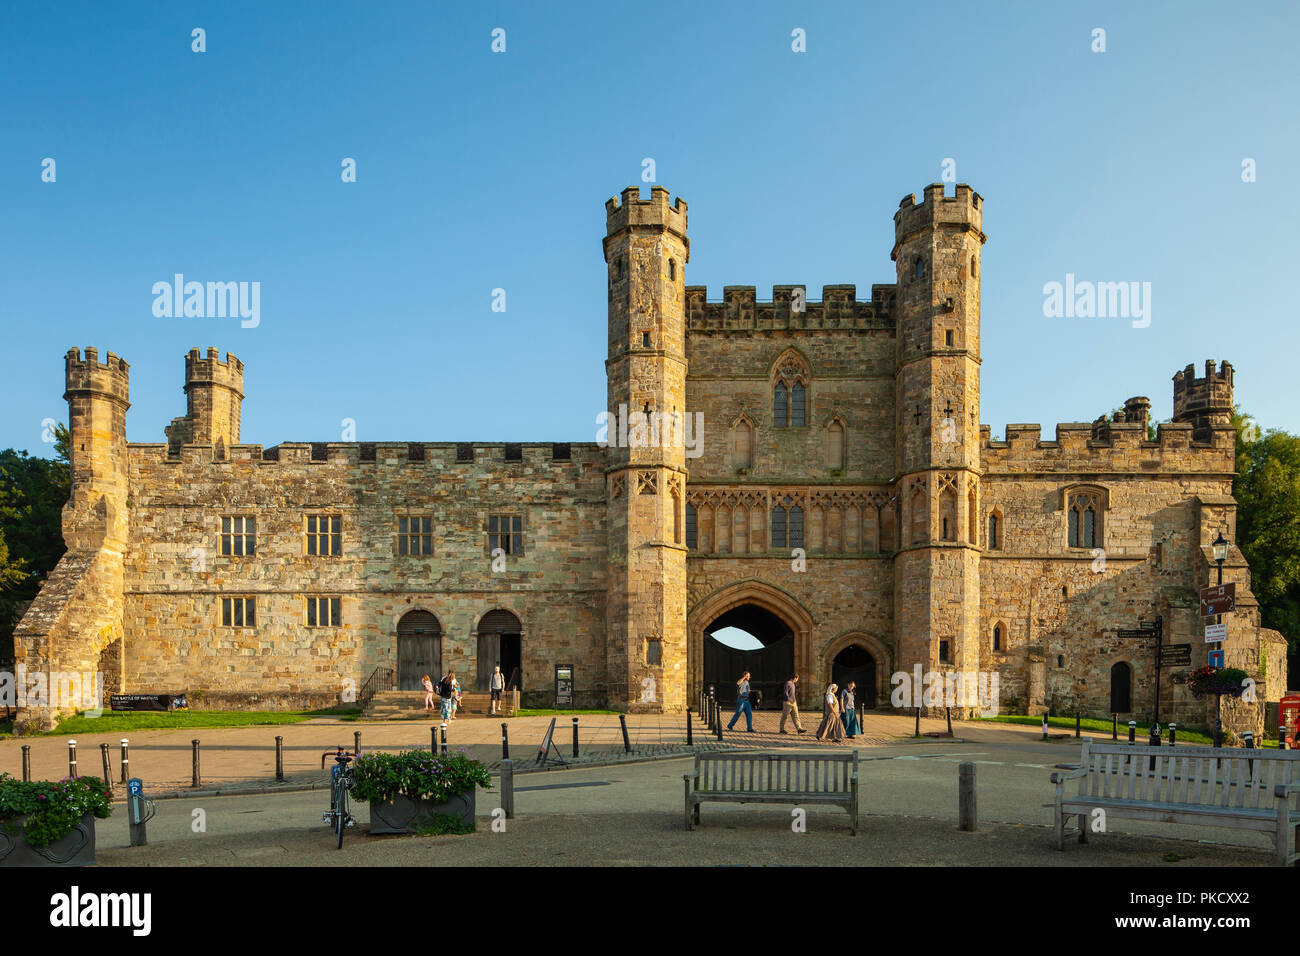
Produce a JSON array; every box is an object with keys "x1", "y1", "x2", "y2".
[{"x1": 1185, "y1": 665, "x2": 1249, "y2": 699}]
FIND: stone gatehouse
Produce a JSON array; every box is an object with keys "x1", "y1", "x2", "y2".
[{"x1": 12, "y1": 182, "x2": 1287, "y2": 733}]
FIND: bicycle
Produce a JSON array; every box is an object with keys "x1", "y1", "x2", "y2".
[{"x1": 320, "y1": 747, "x2": 358, "y2": 848}]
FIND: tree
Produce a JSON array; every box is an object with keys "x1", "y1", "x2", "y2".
[
  {"x1": 1232, "y1": 409, "x2": 1300, "y2": 658},
  {"x1": 0, "y1": 424, "x2": 71, "y2": 659}
]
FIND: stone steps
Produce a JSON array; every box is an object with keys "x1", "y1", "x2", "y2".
[{"x1": 362, "y1": 689, "x2": 518, "y2": 719}]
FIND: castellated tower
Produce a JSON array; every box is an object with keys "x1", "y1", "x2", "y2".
[
  {"x1": 1173, "y1": 360, "x2": 1234, "y2": 442},
  {"x1": 64, "y1": 348, "x2": 131, "y2": 552},
  {"x1": 891, "y1": 184, "x2": 986, "y2": 713},
  {"x1": 603, "y1": 186, "x2": 690, "y2": 713},
  {"x1": 165, "y1": 347, "x2": 244, "y2": 454}
]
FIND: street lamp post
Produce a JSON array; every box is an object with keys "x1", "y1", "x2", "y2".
[{"x1": 1212, "y1": 531, "x2": 1229, "y2": 747}]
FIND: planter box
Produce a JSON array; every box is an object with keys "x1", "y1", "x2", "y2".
[
  {"x1": 0, "y1": 812, "x2": 97, "y2": 867},
  {"x1": 369, "y1": 790, "x2": 476, "y2": 835}
]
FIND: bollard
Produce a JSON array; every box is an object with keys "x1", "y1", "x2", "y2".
[
  {"x1": 958, "y1": 762, "x2": 977, "y2": 832},
  {"x1": 191, "y1": 739, "x2": 201, "y2": 788},
  {"x1": 68, "y1": 739, "x2": 78, "y2": 778},
  {"x1": 1128, "y1": 720, "x2": 1136, "y2": 744},
  {"x1": 275, "y1": 736, "x2": 284, "y2": 782},
  {"x1": 572, "y1": 717, "x2": 579, "y2": 759},
  {"x1": 440, "y1": 722, "x2": 448, "y2": 754},
  {"x1": 1112, "y1": 713, "x2": 1118, "y2": 741},
  {"x1": 1281, "y1": 724, "x2": 1289, "y2": 751},
  {"x1": 501, "y1": 722, "x2": 510, "y2": 761},
  {"x1": 120, "y1": 738, "x2": 130, "y2": 784},
  {"x1": 619, "y1": 714, "x2": 632, "y2": 753},
  {"x1": 945, "y1": 706, "x2": 952, "y2": 736},
  {"x1": 127, "y1": 778, "x2": 153, "y2": 847},
  {"x1": 432, "y1": 726, "x2": 438, "y2": 754},
  {"x1": 1148, "y1": 724, "x2": 1160, "y2": 772},
  {"x1": 1041, "y1": 714, "x2": 1048, "y2": 741},
  {"x1": 915, "y1": 706, "x2": 921, "y2": 738},
  {"x1": 715, "y1": 709, "x2": 723, "y2": 741},
  {"x1": 1075, "y1": 710, "x2": 1081, "y2": 739},
  {"x1": 686, "y1": 709, "x2": 693, "y2": 746},
  {"x1": 1169, "y1": 723, "x2": 1177, "y2": 748},
  {"x1": 100, "y1": 743, "x2": 113, "y2": 795},
  {"x1": 500, "y1": 758, "x2": 515, "y2": 819},
  {"x1": 353, "y1": 730, "x2": 361, "y2": 756},
  {"x1": 21, "y1": 745, "x2": 31, "y2": 782},
  {"x1": 1245, "y1": 731, "x2": 1255, "y2": 749}
]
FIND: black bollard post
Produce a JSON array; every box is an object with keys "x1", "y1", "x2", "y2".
[
  {"x1": 191, "y1": 739, "x2": 201, "y2": 788},
  {"x1": 100, "y1": 743, "x2": 113, "y2": 795},
  {"x1": 1148, "y1": 724, "x2": 1160, "y2": 771},
  {"x1": 275, "y1": 736, "x2": 284, "y2": 782},
  {"x1": 353, "y1": 730, "x2": 361, "y2": 756},
  {"x1": 120, "y1": 738, "x2": 130, "y2": 784},
  {"x1": 620, "y1": 713, "x2": 632, "y2": 753},
  {"x1": 686, "y1": 709, "x2": 693, "y2": 746},
  {"x1": 500, "y1": 758, "x2": 514, "y2": 819},
  {"x1": 1128, "y1": 720, "x2": 1136, "y2": 744},
  {"x1": 915, "y1": 706, "x2": 921, "y2": 738},
  {"x1": 1112, "y1": 713, "x2": 1118, "y2": 741},
  {"x1": 958, "y1": 762, "x2": 977, "y2": 832},
  {"x1": 21, "y1": 745, "x2": 31, "y2": 782},
  {"x1": 440, "y1": 722, "x2": 448, "y2": 754},
  {"x1": 572, "y1": 717, "x2": 579, "y2": 759},
  {"x1": 1075, "y1": 710, "x2": 1081, "y2": 739},
  {"x1": 501, "y1": 722, "x2": 510, "y2": 761},
  {"x1": 1169, "y1": 723, "x2": 1177, "y2": 748},
  {"x1": 68, "y1": 739, "x2": 78, "y2": 778},
  {"x1": 1245, "y1": 731, "x2": 1254, "y2": 749},
  {"x1": 432, "y1": 725, "x2": 438, "y2": 754},
  {"x1": 715, "y1": 708, "x2": 723, "y2": 741},
  {"x1": 945, "y1": 706, "x2": 952, "y2": 736}
]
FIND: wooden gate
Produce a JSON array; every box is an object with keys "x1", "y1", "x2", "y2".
[{"x1": 397, "y1": 611, "x2": 442, "y2": 690}]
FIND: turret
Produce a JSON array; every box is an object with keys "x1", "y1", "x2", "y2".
[
  {"x1": 63, "y1": 347, "x2": 130, "y2": 550},
  {"x1": 166, "y1": 347, "x2": 245, "y2": 453},
  {"x1": 602, "y1": 185, "x2": 690, "y2": 713},
  {"x1": 1173, "y1": 360, "x2": 1233, "y2": 442}
]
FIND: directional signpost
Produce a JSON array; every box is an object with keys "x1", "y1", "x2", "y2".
[
  {"x1": 1116, "y1": 617, "x2": 1164, "y2": 724},
  {"x1": 1159, "y1": 643, "x2": 1191, "y2": 668},
  {"x1": 1199, "y1": 583, "x2": 1236, "y2": 618}
]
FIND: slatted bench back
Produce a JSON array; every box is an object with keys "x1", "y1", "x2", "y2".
[
  {"x1": 1075, "y1": 740, "x2": 1300, "y2": 811},
  {"x1": 696, "y1": 751, "x2": 858, "y2": 794}
]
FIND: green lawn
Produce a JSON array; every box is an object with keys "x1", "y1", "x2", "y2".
[
  {"x1": 977, "y1": 715, "x2": 1238, "y2": 747},
  {"x1": 45, "y1": 708, "x2": 356, "y2": 735}
]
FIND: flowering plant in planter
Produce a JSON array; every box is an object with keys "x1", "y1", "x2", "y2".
[
  {"x1": 348, "y1": 750, "x2": 491, "y2": 805},
  {"x1": 1185, "y1": 666, "x2": 1249, "y2": 698},
  {"x1": 0, "y1": 773, "x2": 113, "y2": 848}
]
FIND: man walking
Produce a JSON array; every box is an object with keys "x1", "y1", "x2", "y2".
[
  {"x1": 489, "y1": 665, "x2": 505, "y2": 715},
  {"x1": 779, "y1": 673, "x2": 807, "y2": 734},
  {"x1": 727, "y1": 671, "x2": 755, "y2": 732}
]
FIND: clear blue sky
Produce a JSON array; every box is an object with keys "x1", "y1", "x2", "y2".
[{"x1": 2, "y1": 0, "x2": 1296, "y2": 457}]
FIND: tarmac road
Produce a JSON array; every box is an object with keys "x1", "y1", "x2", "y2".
[{"x1": 95, "y1": 737, "x2": 1275, "y2": 867}]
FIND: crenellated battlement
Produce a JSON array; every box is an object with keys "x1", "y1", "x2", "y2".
[
  {"x1": 981, "y1": 418, "x2": 1234, "y2": 473},
  {"x1": 1173, "y1": 359, "x2": 1233, "y2": 441},
  {"x1": 130, "y1": 441, "x2": 608, "y2": 469},
  {"x1": 605, "y1": 185, "x2": 688, "y2": 238},
  {"x1": 893, "y1": 182, "x2": 984, "y2": 244},
  {"x1": 64, "y1": 347, "x2": 130, "y2": 404},
  {"x1": 684, "y1": 284, "x2": 896, "y2": 332},
  {"x1": 184, "y1": 347, "x2": 245, "y2": 394}
]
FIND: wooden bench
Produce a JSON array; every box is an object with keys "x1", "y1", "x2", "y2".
[
  {"x1": 1051, "y1": 739, "x2": 1300, "y2": 865},
  {"x1": 684, "y1": 751, "x2": 859, "y2": 834}
]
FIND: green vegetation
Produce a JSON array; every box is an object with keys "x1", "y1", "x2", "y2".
[
  {"x1": 978, "y1": 715, "x2": 1218, "y2": 746},
  {"x1": 407, "y1": 813, "x2": 476, "y2": 836},
  {"x1": 48, "y1": 709, "x2": 329, "y2": 734},
  {"x1": 349, "y1": 749, "x2": 491, "y2": 804},
  {"x1": 0, "y1": 772, "x2": 112, "y2": 847}
]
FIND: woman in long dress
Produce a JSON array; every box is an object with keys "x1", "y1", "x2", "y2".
[
  {"x1": 815, "y1": 683, "x2": 845, "y2": 742},
  {"x1": 841, "y1": 681, "x2": 861, "y2": 738}
]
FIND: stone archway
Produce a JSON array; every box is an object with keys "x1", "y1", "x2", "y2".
[
  {"x1": 687, "y1": 580, "x2": 815, "y2": 705},
  {"x1": 820, "y1": 631, "x2": 892, "y2": 711}
]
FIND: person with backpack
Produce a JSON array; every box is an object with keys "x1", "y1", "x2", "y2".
[
  {"x1": 438, "y1": 670, "x2": 456, "y2": 721},
  {"x1": 489, "y1": 665, "x2": 505, "y2": 715}
]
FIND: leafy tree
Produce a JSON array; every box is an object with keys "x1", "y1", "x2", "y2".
[
  {"x1": 0, "y1": 424, "x2": 71, "y2": 659},
  {"x1": 1232, "y1": 409, "x2": 1300, "y2": 659}
]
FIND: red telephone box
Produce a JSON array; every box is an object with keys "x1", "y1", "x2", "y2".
[{"x1": 1279, "y1": 695, "x2": 1300, "y2": 747}]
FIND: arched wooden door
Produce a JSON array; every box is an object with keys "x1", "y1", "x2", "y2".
[
  {"x1": 477, "y1": 609, "x2": 522, "y2": 691},
  {"x1": 397, "y1": 611, "x2": 442, "y2": 690},
  {"x1": 1110, "y1": 661, "x2": 1132, "y2": 714}
]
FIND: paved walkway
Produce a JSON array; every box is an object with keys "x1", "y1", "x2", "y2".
[{"x1": 0, "y1": 710, "x2": 1107, "y2": 797}]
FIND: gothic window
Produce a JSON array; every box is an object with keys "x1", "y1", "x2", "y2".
[
  {"x1": 642, "y1": 332, "x2": 651, "y2": 347},
  {"x1": 910, "y1": 486, "x2": 927, "y2": 544},
  {"x1": 771, "y1": 351, "x2": 811, "y2": 428},
  {"x1": 987, "y1": 511, "x2": 1001, "y2": 550},
  {"x1": 992, "y1": 623, "x2": 1002, "y2": 652},
  {"x1": 685, "y1": 503, "x2": 697, "y2": 549},
  {"x1": 1066, "y1": 488, "x2": 1105, "y2": 549},
  {"x1": 914, "y1": 257, "x2": 925, "y2": 280},
  {"x1": 939, "y1": 483, "x2": 957, "y2": 542},
  {"x1": 668, "y1": 259, "x2": 676, "y2": 281},
  {"x1": 771, "y1": 502, "x2": 804, "y2": 549},
  {"x1": 945, "y1": 330, "x2": 954, "y2": 347}
]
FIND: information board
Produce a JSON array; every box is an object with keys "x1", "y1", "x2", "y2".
[
  {"x1": 1199, "y1": 583, "x2": 1236, "y2": 617},
  {"x1": 554, "y1": 664, "x2": 573, "y2": 708}
]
